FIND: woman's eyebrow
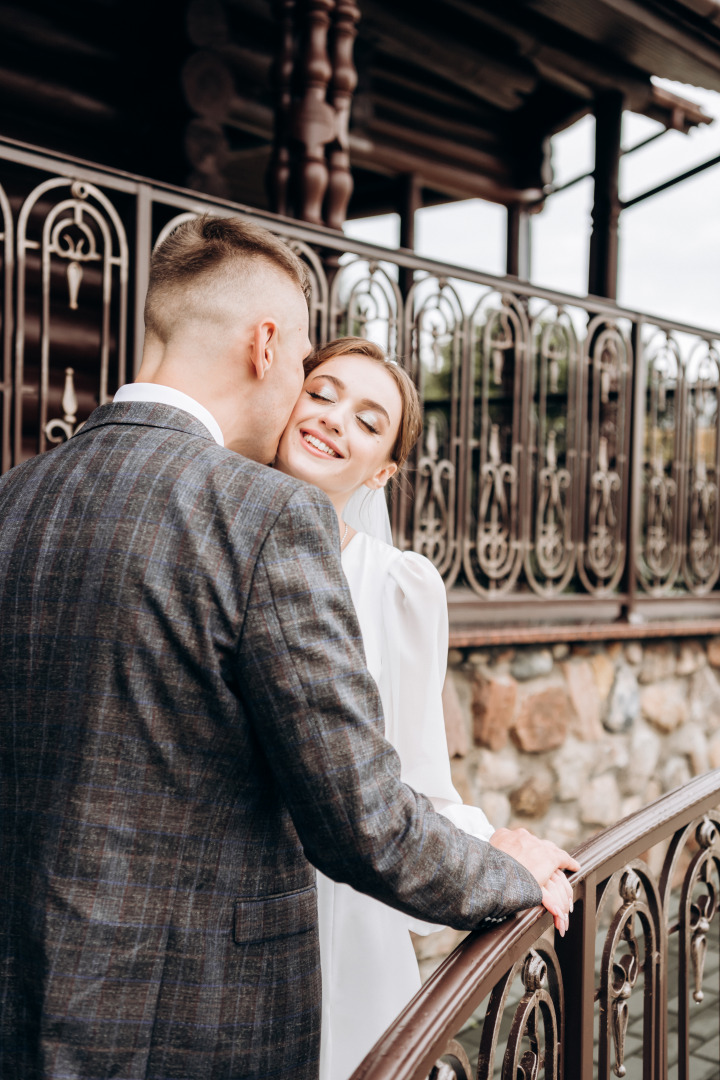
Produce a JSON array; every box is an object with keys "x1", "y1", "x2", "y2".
[
  {"x1": 312, "y1": 373, "x2": 345, "y2": 391},
  {"x1": 312, "y1": 373, "x2": 391, "y2": 424},
  {"x1": 359, "y1": 398, "x2": 390, "y2": 424}
]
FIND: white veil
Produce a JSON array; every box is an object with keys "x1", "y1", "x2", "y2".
[{"x1": 342, "y1": 486, "x2": 394, "y2": 546}]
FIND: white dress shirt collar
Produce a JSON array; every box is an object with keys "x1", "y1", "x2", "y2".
[{"x1": 113, "y1": 383, "x2": 224, "y2": 447}]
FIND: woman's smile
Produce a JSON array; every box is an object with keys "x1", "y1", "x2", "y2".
[{"x1": 300, "y1": 428, "x2": 344, "y2": 458}]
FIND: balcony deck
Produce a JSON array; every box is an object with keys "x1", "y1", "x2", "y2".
[{"x1": 1, "y1": 136, "x2": 720, "y2": 631}]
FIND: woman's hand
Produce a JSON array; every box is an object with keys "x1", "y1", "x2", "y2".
[
  {"x1": 489, "y1": 827, "x2": 579, "y2": 937},
  {"x1": 541, "y1": 869, "x2": 574, "y2": 937}
]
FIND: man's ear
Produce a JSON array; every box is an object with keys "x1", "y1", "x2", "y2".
[
  {"x1": 249, "y1": 320, "x2": 277, "y2": 380},
  {"x1": 366, "y1": 461, "x2": 398, "y2": 490}
]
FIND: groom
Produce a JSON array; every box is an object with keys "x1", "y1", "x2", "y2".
[{"x1": 0, "y1": 215, "x2": 577, "y2": 1080}]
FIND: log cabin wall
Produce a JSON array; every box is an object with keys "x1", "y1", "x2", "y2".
[{"x1": 0, "y1": 1, "x2": 718, "y2": 237}]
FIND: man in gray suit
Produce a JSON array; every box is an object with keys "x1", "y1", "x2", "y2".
[{"x1": 0, "y1": 216, "x2": 577, "y2": 1080}]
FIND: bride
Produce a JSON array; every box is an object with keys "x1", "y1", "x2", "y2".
[{"x1": 275, "y1": 337, "x2": 572, "y2": 1080}]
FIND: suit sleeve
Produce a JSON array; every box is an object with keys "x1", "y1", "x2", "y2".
[{"x1": 236, "y1": 485, "x2": 542, "y2": 928}]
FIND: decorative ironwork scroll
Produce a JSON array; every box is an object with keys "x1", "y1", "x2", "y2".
[
  {"x1": 524, "y1": 304, "x2": 580, "y2": 595},
  {"x1": 661, "y1": 814, "x2": 720, "y2": 1080},
  {"x1": 344, "y1": 775, "x2": 720, "y2": 1080},
  {"x1": 16, "y1": 177, "x2": 128, "y2": 457},
  {"x1": 476, "y1": 943, "x2": 564, "y2": 1080},
  {"x1": 428, "y1": 1040, "x2": 472, "y2": 1080},
  {"x1": 408, "y1": 276, "x2": 464, "y2": 583},
  {"x1": 578, "y1": 317, "x2": 632, "y2": 595},
  {"x1": 329, "y1": 258, "x2": 401, "y2": 355},
  {"x1": 154, "y1": 210, "x2": 205, "y2": 253},
  {"x1": 683, "y1": 341, "x2": 720, "y2": 593},
  {"x1": 44, "y1": 367, "x2": 82, "y2": 443},
  {"x1": 596, "y1": 863, "x2": 662, "y2": 1079},
  {"x1": 3, "y1": 137, "x2": 720, "y2": 616},
  {"x1": 463, "y1": 291, "x2": 528, "y2": 595},
  {"x1": 0, "y1": 179, "x2": 12, "y2": 474},
  {"x1": 637, "y1": 332, "x2": 684, "y2": 594},
  {"x1": 285, "y1": 236, "x2": 330, "y2": 345}
]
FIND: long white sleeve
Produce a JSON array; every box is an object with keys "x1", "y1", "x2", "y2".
[
  {"x1": 379, "y1": 550, "x2": 492, "y2": 830},
  {"x1": 376, "y1": 549, "x2": 494, "y2": 935}
]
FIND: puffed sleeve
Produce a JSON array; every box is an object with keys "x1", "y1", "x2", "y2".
[{"x1": 380, "y1": 551, "x2": 494, "y2": 843}]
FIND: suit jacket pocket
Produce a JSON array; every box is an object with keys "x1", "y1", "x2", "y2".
[{"x1": 233, "y1": 886, "x2": 317, "y2": 945}]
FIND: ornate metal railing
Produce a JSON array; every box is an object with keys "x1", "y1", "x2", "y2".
[
  {"x1": 1, "y1": 136, "x2": 720, "y2": 624},
  {"x1": 351, "y1": 771, "x2": 720, "y2": 1080}
]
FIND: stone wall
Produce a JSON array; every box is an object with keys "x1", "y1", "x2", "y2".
[{"x1": 414, "y1": 634, "x2": 720, "y2": 980}]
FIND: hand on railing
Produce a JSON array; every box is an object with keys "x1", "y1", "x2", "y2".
[{"x1": 489, "y1": 827, "x2": 580, "y2": 936}]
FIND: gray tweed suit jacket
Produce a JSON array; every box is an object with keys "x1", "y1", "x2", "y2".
[{"x1": 0, "y1": 401, "x2": 542, "y2": 1080}]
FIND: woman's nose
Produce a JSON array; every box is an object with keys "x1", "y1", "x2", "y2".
[{"x1": 320, "y1": 407, "x2": 345, "y2": 435}]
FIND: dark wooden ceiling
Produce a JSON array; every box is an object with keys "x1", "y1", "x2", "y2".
[{"x1": 0, "y1": 0, "x2": 716, "y2": 218}]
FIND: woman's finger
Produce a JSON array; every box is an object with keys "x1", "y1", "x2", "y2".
[
  {"x1": 541, "y1": 884, "x2": 567, "y2": 936},
  {"x1": 551, "y1": 869, "x2": 574, "y2": 911}
]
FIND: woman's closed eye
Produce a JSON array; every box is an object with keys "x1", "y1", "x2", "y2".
[
  {"x1": 307, "y1": 390, "x2": 336, "y2": 404},
  {"x1": 358, "y1": 413, "x2": 380, "y2": 435}
]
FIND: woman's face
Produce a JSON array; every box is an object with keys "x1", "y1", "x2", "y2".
[{"x1": 275, "y1": 354, "x2": 402, "y2": 504}]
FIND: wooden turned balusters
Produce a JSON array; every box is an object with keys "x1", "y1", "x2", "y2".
[
  {"x1": 291, "y1": 0, "x2": 336, "y2": 226},
  {"x1": 268, "y1": 0, "x2": 296, "y2": 218},
  {"x1": 326, "y1": 0, "x2": 360, "y2": 230},
  {"x1": 269, "y1": 0, "x2": 360, "y2": 229}
]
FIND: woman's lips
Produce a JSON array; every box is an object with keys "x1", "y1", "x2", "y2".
[{"x1": 299, "y1": 428, "x2": 343, "y2": 458}]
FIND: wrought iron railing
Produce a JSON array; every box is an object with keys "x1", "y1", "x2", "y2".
[
  {"x1": 1, "y1": 136, "x2": 720, "y2": 624},
  {"x1": 350, "y1": 770, "x2": 720, "y2": 1080}
]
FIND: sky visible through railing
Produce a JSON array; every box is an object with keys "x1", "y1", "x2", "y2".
[{"x1": 344, "y1": 78, "x2": 720, "y2": 336}]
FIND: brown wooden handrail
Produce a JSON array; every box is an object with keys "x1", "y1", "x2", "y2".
[{"x1": 351, "y1": 770, "x2": 720, "y2": 1080}]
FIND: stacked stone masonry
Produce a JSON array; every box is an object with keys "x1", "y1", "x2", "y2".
[{"x1": 414, "y1": 635, "x2": 720, "y2": 980}]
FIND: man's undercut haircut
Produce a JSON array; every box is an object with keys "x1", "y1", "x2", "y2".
[{"x1": 144, "y1": 214, "x2": 311, "y2": 341}]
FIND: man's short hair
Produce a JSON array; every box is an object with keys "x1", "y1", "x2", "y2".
[{"x1": 144, "y1": 214, "x2": 311, "y2": 340}]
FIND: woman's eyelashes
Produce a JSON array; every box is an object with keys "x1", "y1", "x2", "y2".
[
  {"x1": 358, "y1": 414, "x2": 380, "y2": 435},
  {"x1": 306, "y1": 389, "x2": 381, "y2": 436},
  {"x1": 307, "y1": 390, "x2": 335, "y2": 404}
]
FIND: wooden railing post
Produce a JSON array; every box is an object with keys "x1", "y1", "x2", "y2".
[{"x1": 556, "y1": 873, "x2": 597, "y2": 1078}]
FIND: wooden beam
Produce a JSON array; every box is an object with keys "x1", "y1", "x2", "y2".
[
  {"x1": 588, "y1": 90, "x2": 623, "y2": 301},
  {"x1": 350, "y1": 135, "x2": 543, "y2": 205},
  {"x1": 365, "y1": 117, "x2": 510, "y2": 181},
  {"x1": 371, "y1": 95, "x2": 500, "y2": 148},
  {"x1": 359, "y1": 0, "x2": 537, "y2": 111},
  {"x1": 373, "y1": 65, "x2": 497, "y2": 119}
]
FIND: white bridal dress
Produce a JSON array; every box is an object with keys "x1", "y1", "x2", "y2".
[{"x1": 317, "y1": 499, "x2": 494, "y2": 1080}]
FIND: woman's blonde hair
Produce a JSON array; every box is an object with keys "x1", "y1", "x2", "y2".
[{"x1": 303, "y1": 338, "x2": 422, "y2": 469}]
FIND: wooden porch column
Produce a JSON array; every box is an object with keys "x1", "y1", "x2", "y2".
[
  {"x1": 399, "y1": 173, "x2": 422, "y2": 299},
  {"x1": 506, "y1": 204, "x2": 530, "y2": 280},
  {"x1": 588, "y1": 90, "x2": 624, "y2": 300}
]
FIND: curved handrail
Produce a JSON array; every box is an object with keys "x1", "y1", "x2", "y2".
[{"x1": 351, "y1": 770, "x2": 720, "y2": 1080}]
